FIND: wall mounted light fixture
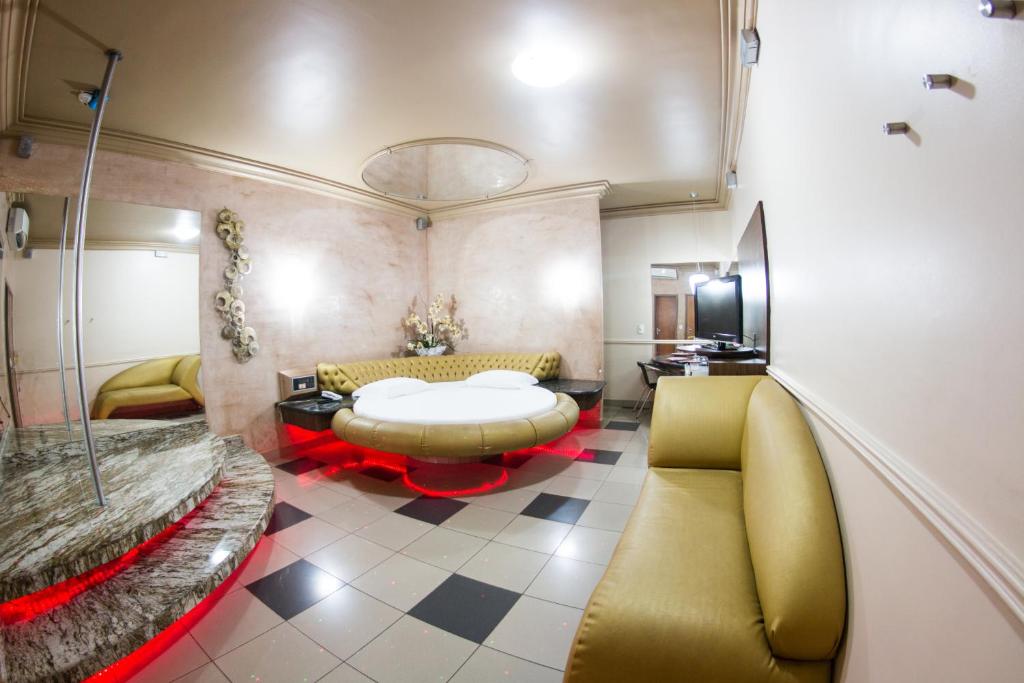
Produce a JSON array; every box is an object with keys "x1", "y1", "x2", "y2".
[
  {"x1": 726, "y1": 170, "x2": 738, "y2": 189},
  {"x1": 978, "y1": 0, "x2": 1017, "y2": 19},
  {"x1": 923, "y1": 74, "x2": 955, "y2": 90},
  {"x1": 882, "y1": 122, "x2": 909, "y2": 135},
  {"x1": 740, "y1": 28, "x2": 760, "y2": 67}
]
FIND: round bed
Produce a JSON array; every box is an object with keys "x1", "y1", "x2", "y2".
[{"x1": 331, "y1": 383, "x2": 580, "y2": 463}]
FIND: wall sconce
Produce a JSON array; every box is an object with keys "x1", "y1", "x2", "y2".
[
  {"x1": 725, "y1": 170, "x2": 738, "y2": 189},
  {"x1": 978, "y1": 1, "x2": 1017, "y2": 18},
  {"x1": 882, "y1": 122, "x2": 909, "y2": 135},
  {"x1": 922, "y1": 74, "x2": 955, "y2": 90},
  {"x1": 740, "y1": 28, "x2": 760, "y2": 66}
]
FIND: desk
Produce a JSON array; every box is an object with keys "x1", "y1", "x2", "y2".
[{"x1": 651, "y1": 354, "x2": 767, "y2": 377}]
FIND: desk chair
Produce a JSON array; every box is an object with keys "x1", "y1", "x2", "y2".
[{"x1": 634, "y1": 361, "x2": 669, "y2": 418}]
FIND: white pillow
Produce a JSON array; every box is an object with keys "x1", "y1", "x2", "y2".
[
  {"x1": 465, "y1": 370, "x2": 540, "y2": 389},
  {"x1": 353, "y1": 377, "x2": 430, "y2": 399}
]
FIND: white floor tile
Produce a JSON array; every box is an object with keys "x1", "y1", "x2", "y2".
[
  {"x1": 449, "y1": 646, "x2": 563, "y2": 683},
  {"x1": 503, "y1": 468, "x2": 555, "y2": 492},
  {"x1": 269, "y1": 517, "x2": 348, "y2": 557},
  {"x1": 462, "y1": 487, "x2": 539, "y2": 514},
  {"x1": 272, "y1": 469, "x2": 325, "y2": 502},
  {"x1": 558, "y1": 461, "x2": 613, "y2": 481},
  {"x1": 306, "y1": 534, "x2": 394, "y2": 582},
  {"x1": 317, "y1": 663, "x2": 375, "y2": 683},
  {"x1": 525, "y1": 556, "x2": 606, "y2": 609},
  {"x1": 605, "y1": 466, "x2": 648, "y2": 485},
  {"x1": 593, "y1": 480, "x2": 643, "y2": 506},
  {"x1": 355, "y1": 512, "x2": 433, "y2": 551},
  {"x1": 493, "y1": 516, "x2": 572, "y2": 554},
  {"x1": 288, "y1": 485, "x2": 353, "y2": 515},
  {"x1": 515, "y1": 456, "x2": 575, "y2": 478},
  {"x1": 348, "y1": 615, "x2": 476, "y2": 683},
  {"x1": 126, "y1": 634, "x2": 209, "y2": 683},
  {"x1": 359, "y1": 486, "x2": 421, "y2": 511},
  {"x1": 555, "y1": 526, "x2": 622, "y2": 565},
  {"x1": 575, "y1": 500, "x2": 634, "y2": 532},
  {"x1": 189, "y1": 588, "x2": 283, "y2": 659},
  {"x1": 441, "y1": 504, "x2": 517, "y2": 539},
  {"x1": 290, "y1": 586, "x2": 402, "y2": 660},
  {"x1": 317, "y1": 497, "x2": 392, "y2": 532},
  {"x1": 541, "y1": 474, "x2": 603, "y2": 499},
  {"x1": 615, "y1": 451, "x2": 648, "y2": 468},
  {"x1": 172, "y1": 663, "x2": 229, "y2": 683},
  {"x1": 457, "y1": 541, "x2": 549, "y2": 593},
  {"x1": 351, "y1": 553, "x2": 451, "y2": 611},
  {"x1": 486, "y1": 596, "x2": 583, "y2": 671},
  {"x1": 214, "y1": 623, "x2": 339, "y2": 683},
  {"x1": 401, "y1": 527, "x2": 487, "y2": 571},
  {"x1": 229, "y1": 538, "x2": 301, "y2": 590}
]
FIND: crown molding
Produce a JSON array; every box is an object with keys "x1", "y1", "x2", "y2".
[
  {"x1": 600, "y1": 198, "x2": 726, "y2": 219},
  {"x1": 427, "y1": 181, "x2": 611, "y2": 220},
  {"x1": 768, "y1": 366, "x2": 1024, "y2": 626}
]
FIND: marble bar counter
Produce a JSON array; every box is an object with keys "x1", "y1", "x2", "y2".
[
  {"x1": 1, "y1": 435, "x2": 274, "y2": 682},
  {"x1": 0, "y1": 419, "x2": 225, "y2": 601}
]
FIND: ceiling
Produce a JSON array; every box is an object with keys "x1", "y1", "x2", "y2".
[
  {"x1": 9, "y1": 0, "x2": 740, "y2": 214},
  {"x1": 16, "y1": 194, "x2": 200, "y2": 250}
]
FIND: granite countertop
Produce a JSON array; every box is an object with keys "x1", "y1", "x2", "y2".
[{"x1": 0, "y1": 419, "x2": 226, "y2": 601}]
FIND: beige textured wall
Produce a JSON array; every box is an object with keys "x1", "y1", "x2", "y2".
[
  {"x1": 427, "y1": 197, "x2": 604, "y2": 380},
  {"x1": 728, "y1": 0, "x2": 1024, "y2": 678},
  {"x1": 0, "y1": 141, "x2": 427, "y2": 451}
]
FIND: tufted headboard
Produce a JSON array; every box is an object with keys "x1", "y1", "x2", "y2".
[{"x1": 317, "y1": 352, "x2": 561, "y2": 395}]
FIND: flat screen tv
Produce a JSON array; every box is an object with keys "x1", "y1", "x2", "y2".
[{"x1": 694, "y1": 275, "x2": 743, "y2": 343}]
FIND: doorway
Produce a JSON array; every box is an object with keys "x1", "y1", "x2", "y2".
[
  {"x1": 654, "y1": 294, "x2": 678, "y2": 356},
  {"x1": 5, "y1": 284, "x2": 22, "y2": 427}
]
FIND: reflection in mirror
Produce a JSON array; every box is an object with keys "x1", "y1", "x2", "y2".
[{"x1": 0, "y1": 193, "x2": 202, "y2": 439}]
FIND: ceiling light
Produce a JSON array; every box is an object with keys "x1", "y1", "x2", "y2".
[
  {"x1": 511, "y1": 47, "x2": 577, "y2": 88},
  {"x1": 689, "y1": 273, "x2": 710, "y2": 294}
]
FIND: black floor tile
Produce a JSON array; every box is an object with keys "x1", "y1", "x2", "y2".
[
  {"x1": 395, "y1": 496, "x2": 468, "y2": 525},
  {"x1": 246, "y1": 559, "x2": 343, "y2": 619},
  {"x1": 276, "y1": 456, "x2": 327, "y2": 475},
  {"x1": 361, "y1": 465, "x2": 403, "y2": 482},
  {"x1": 520, "y1": 493, "x2": 589, "y2": 525},
  {"x1": 605, "y1": 421, "x2": 639, "y2": 431},
  {"x1": 576, "y1": 449, "x2": 622, "y2": 466},
  {"x1": 408, "y1": 574, "x2": 521, "y2": 643},
  {"x1": 264, "y1": 501, "x2": 312, "y2": 535},
  {"x1": 482, "y1": 453, "x2": 534, "y2": 469}
]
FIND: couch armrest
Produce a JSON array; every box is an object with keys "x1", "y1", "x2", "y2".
[{"x1": 649, "y1": 376, "x2": 765, "y2": 469}]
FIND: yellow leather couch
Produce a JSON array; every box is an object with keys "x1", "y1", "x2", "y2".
[
  {"x1": 320, "y1": 352, "x2": 578, "y2": 462},
  {"x1": 565, "y1": 376, "x2": 846, "y2": 683},
  {"x1": 92, "y1": 355, "x2": 204, "y2": 419}
]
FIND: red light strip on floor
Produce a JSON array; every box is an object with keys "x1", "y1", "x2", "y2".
[
  {"x1": 401, "y1": 468, "x2": 510, "y2": 498},
  {"x1": 0, "y1": 503, "x2": 207, "y2": 625}
]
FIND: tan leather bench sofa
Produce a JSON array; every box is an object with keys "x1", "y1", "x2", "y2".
[
  {"x1": 92, "y1": 355, "x2": 204, "y2": 420},
  {"x1": 565, "y1": 376, "x2": 846, "y2": 683},
  {"x1": 318, "y1": 352, "x2": 578, "y2": 461}
]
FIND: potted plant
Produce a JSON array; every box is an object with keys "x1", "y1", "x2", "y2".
[{"x1": 403, "y1": 294, "x2": 464, "y2": 356}]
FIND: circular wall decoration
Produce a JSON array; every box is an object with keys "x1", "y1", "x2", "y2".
[
  {"x1": 362, "y1": 138, "x2": 529, "y2": 202},
  {"x1": 214, "y1": 208, "x2": 258, "y2": 363}
]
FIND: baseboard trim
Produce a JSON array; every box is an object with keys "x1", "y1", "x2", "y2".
[{"x1": 767, "y1": 366, "x2": 1024, "y2": 624}]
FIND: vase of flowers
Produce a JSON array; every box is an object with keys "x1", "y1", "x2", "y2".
[{"x1": 404, "y1": 294, "x2": 465, "y2": 356}]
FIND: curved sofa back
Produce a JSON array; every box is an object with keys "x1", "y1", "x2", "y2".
[
  {"x1": 649, "y1": 375, "x2": 846, "y2": 663},
  {"x1": 317, "y1": 352, "x2": 561, "y2": 394},
  {"x1": 97, "y1": 356, "x2": 184, "y2": 393}
]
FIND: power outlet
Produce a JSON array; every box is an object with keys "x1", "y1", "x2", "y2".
[{"x1": 636, "y1": 323, "x2": 646, "y2": 335}]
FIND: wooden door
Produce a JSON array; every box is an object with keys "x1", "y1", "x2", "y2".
[
  {"x1": 654, "y1": 295, "x2": 678, "y2": 356},
  {"x1": 5, "y1": 284, "x2": 22, "y2": 427},
  {"x1": 684, "y1": 294, "x2": 696, "y2": 338}
]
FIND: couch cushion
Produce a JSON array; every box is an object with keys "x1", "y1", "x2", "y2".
[
  {"x1": 317, "y1": 352, "x2": 561, "y2": 394},
  {"x1": 566, "y1": 467, "x2": 829, "y2": 683},
  {"x1": 92, "y1": 385, "x2": 194, "y2": 420},
  {"x1": 741, "y1": 379, "x2": 847, "y2": 661},
  {"x1": 97, "y1": 356, "x2": 183, "y2": 394}
]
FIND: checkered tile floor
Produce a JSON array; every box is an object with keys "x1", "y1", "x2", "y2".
[{"x1": 126, "y1": 406, "x2": 649, "y2": 683}]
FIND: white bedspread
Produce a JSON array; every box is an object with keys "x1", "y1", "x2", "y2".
[{"x1": 352, "y1": 381, "x2": 557, "y2": 425}]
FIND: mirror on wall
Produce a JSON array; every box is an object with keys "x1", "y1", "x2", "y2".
[
  {"x1": 650, "y1": 262, "x2": 735, "y2": 355},
  {"x1": 0, "y1": 192, "x2": 202, "y2": 435}
]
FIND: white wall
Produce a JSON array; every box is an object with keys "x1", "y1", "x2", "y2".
[
  {"x1": 9, "y1": 248, "x2": 199, "y2": 423},
  {"x1": 727, "y1": 0, "x2": 1024, "y2": 678},
  {"x1": 601, "y1": 210, "x2": 733, "y2": 400}
]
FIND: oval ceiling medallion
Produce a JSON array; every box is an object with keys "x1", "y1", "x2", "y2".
[{"x1": 362, "y1": 138, "x2": 529, "y2": 202}]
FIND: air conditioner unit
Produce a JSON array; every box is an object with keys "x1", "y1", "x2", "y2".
[
  {"x1": 6, "y1": 207, "x2": 29, "y2": 252},
  {"x1": 651, "y1": 267, "x2": 678, "y2": 280}
]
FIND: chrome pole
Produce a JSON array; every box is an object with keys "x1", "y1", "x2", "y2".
[
  {"x1": 71, "y1": 49, "x2": 122, "y2": 507},
  {"x1": 56, "y1": 196, "x2": 73, "y2": 438}
]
